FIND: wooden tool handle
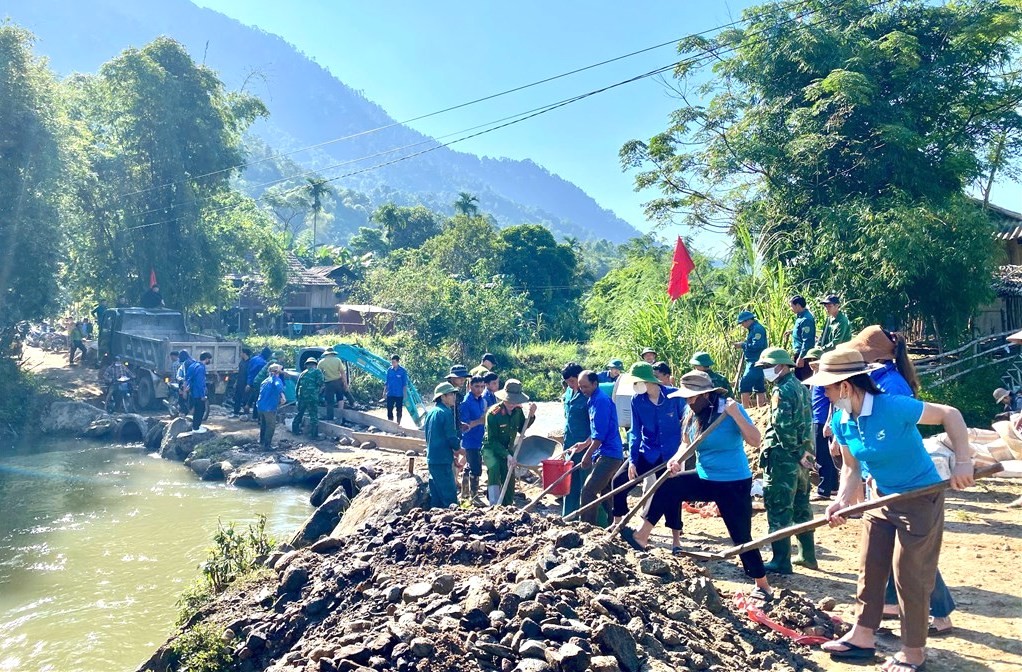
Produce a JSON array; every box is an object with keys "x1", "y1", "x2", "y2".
[
  {"x1": 496, "y1": 427, "x2": 528, "y2": 506},
  {"x1": 716, "y1": 462, "x2": 1005, "y2": 560}
]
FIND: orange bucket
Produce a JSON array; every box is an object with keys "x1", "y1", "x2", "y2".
[{"x1": 541, "y1": 459, "x2": 574, "y2": 496}]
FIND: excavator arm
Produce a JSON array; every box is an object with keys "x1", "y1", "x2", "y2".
[{"x1": 330, "y1": 343, "x2": 425, "y2": 426}]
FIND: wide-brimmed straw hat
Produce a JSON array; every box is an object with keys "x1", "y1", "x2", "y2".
[
  {"x1": 844, "y1": 325, "x2": 895, "y2": 363},
  {"x1": 668, "y1": 371, "x2": 725, "y2": 399},
  {"x1": 496, "y1": 379, "x2": 530, "y2": 404},
  {"x1": 802, "y1": 349, "x2": 879, "y2": 387}
]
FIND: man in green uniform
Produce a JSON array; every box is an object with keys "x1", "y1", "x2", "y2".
[
  {"x1": 755, "y1": 347, "x2": 816, "y2": 574},
  {"x1": 818, "y1": 294, "x2": 852, "y2": 352},
  {"x1": 424, "y1": 382, "x2": 464, "y2": 508},
  {"x1": 254, "y1": 350, "x2": 286, "y2": 387},
  {"x1": 482, "y1": 379, "x2": 536, "y2": 505},
  {"x1": 470, "y1": 353, "x2": 496, "y2": 378},
  {"x1": 787, "y1": 295, "x2": 817, "y2": 380},
  {"x1": 291, "y1": 358, "x2": 324, "y2": 438},
  {"x1": 735, "y1": 310, "x2": 769, "y2": 408},
  {"x1": 688, "y1": 351, "x2": 734, "y2": 398}
]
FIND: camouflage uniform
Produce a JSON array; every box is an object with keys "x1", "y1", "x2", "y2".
[
  {"x1": 707, "y1": 370, "x2": 735, "y2": 399},
  {"x1": 760, "y1": 371, "x2": 814, "y2": 572},
  {"x1": 482, "y1": 404, "x2": 534, "y2": 506},
  {"x1": 292, "y1": 366, "x2": 324, "y2": 437}
]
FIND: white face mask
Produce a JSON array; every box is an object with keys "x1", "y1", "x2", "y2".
[
  {"x1": 763, "y1": 367, "x2": 780, "y2": 383},
  {"x1": 633, "y1": 382, "x2": 647, "y2": 395},
  {"x1": 833, "y1": 385, "x2": 853, "y2": 414}
]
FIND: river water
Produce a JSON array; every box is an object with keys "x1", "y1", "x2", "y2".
[{"x1": 0, "y1": 440, "x2": 311, "y2": 672}]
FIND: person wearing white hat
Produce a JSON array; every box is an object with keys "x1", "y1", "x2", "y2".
[{"x1": 809, "y1": 350, "x2": 974, "y2": 671}]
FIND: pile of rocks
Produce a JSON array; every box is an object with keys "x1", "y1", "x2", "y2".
[{"x1": 144, "y1": 505, "x2": 819, "y2": 672}]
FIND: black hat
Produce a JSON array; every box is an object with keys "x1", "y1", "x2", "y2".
[
  {"x1": 446, "y1": 364, "x2": 471, "y2": 379},
  {"x1": 481, "y1": 353, "x2": 496, "y2": 365},
  {"x1": 820, "y1": 294, "x2": 841, "y2": 305}
]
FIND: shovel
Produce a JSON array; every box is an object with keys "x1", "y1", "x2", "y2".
[
  {"x1": 675, "y1": 462, "x2": 1005, "y2": 560},
  {"x1": 495, "y1": 419, "x2": 531, "y2": 506}
]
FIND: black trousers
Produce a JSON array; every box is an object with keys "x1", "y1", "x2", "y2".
[
  {"x1": 813, "y1": 422, "x2": 839, "y2": 494},
  {"x1": 645, "y1": 472, "x2": 765, "y2": 579},
  {"x1": 323, "y1": 379, "x2": 346, "y2": 420},
  {"x1": 192, "y1": 398, "x2": 206, "y2": 431},
  {"x1": 580, "y1": 456, "x2": 624, "y2": 525},
  {"x1": 386, "y1": 395, "x2": 404, "y2": 423},
  {"x1": 233, "y1": 378, "x2": 247, "y2": 414}
]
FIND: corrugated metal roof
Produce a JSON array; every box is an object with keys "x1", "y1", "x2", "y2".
[
  {"x1": 285, "y1": 253, "x2": 336, "y2": 286},
  {"x1": 993, "y1": 264, "x2": 1022, "y2": 297}
]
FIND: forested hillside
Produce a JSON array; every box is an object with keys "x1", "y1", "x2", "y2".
[{"x1": 0, "y1": 0, "x2": 640, "y2": 243}]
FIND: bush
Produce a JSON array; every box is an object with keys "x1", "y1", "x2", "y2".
[
  {"x1": 0, "y1": 359, "x2": 63, "y2": 451},
  {"x1": 166, "y1": 622, "x2": 233, "y2": 672},
  {"x1": 919, "y1": 366, "x2": 1006, "y2": 430}
]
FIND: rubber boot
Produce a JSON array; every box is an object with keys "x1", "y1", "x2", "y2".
[
  {"x1": 763, "y1": 538, "x2": 794, "y2": 575},
  {"x1": 470, "y1": 476, "x2": 482, "y2": 505},
  {"x1": 793, "y1": 532, "x2": 818, "y2": 570},
  {"x1": 290, "y1": 418, "x2": 302, "y2": 435},
  {"x1": 487, "y1": 485, "x2": 501, "y2": 506},
  {"x1": 459, "y1": 470, "x2": 471, "y2": 500}
]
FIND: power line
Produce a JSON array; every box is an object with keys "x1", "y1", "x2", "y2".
[
  {"x1": 121, "y1": 0, "x2": 866, "y2": 235},
  {"x1": 114, "y1": 0, "x2": 825, "y2": 201}
]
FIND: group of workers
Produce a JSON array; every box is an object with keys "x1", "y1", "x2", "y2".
[{"x1": 420, "y1": 295, "x2": 978, "y2": 672}]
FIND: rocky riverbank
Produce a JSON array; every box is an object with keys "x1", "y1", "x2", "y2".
[{"x1": 138, "y1": 473, "x2": 829, "y2": 672}]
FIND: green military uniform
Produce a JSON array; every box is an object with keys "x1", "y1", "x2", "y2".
[
  {"x1": 689, "y1": 352, "x2": 735, "y2": 398},
  {"x1": 757, "y1": 348, "x2": 815, "y2": 574},
  {"x1": 482, "y1": 404, "x2": 534, "y2": 506},
  {"x1": 292, "y1": 363, "x2": 324, "y2": 437},
  {"x1": 254, "y1": 351, "x2": 284, "y2": 387},
  {"x1": 819, "y1": 311, "x2": 851, "y2": 352},
  {"x1": 707, "y1": 370, "x2": 735, "y2": 399}
]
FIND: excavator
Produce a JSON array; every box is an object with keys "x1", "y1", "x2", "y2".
[{"x1": 290, "y1": 343, "x2": 425, "y2": 426}]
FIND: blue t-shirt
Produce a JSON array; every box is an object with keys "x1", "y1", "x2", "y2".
[
  {"x1": 830, "y1": 393, "x2": 941, "y2": 494},
  {"x1": 870, "y1": 363, "x2": 914, "y2": 397},
  {"x1": 385, "y1": 365, "x2": 408, "y2": 397},
  {"x1": 811, "y1": 385, "x2": 831, "y2": 425},
  {"x1": 247, "y1": 355, "x2": 266, "y2": 385},
  {"x1": 459, "y1": 393, "x2": 488, "y2": 450},
  {"x1": 687, "y1": 402, "x2": 754, "y2": 482},
  {"x1": 587, "y1": 387, "x2": 623, "y2": 460},
  {"x1": 563, "y1": 387, "x2": 591, "y2": 449},
  {"x1": 483, "y1": 389, "x2": 498, "y2": 408},
  {"x1": 256, "y1": 376, "x2": 285, "y2": 412},
  {"x1": 628, "y1": 386, "x2": 685, "y2": 470}
]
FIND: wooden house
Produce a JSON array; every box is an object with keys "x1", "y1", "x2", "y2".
[{"x1": 977, "y1": 202, "x2": 1022, "y2": 334}]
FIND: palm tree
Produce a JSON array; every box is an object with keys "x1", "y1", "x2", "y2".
[
  {"x1": 453, "y1": 192, "x2": 479, "y2": 217},
  {"x1": 305, "y1": 177, "x2": 332, "y2": 251}
]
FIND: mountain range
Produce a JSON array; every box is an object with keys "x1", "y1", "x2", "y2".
[{"x1": 1, "y1": 0, "x2": 641, "y2": 243}]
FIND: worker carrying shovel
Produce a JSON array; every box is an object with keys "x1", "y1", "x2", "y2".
[{"x1": 482, "y1": 379, "x2": 536, "y2": 506}]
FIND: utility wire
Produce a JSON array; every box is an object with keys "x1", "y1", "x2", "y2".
[
  {"x1": 114, "y1": 0, "x2": 825, "y2": 201},
  {"x1": 121, "y1": 0, "x2": 866, "y2": 234}
]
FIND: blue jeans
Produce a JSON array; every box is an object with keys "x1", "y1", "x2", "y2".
[
  {"x1": 885, "y1": 568, "x2": 955, "y2": 618},
  {"x1": 428, "y1": 462, "x2": 458, "y2": 509}
]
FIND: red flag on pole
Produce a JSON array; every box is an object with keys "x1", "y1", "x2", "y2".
[
  {"x1": 149, "y1": 268, "x2": 158, "y2": 289},
  {"x1": 667, "y1": 236, "x2": 695, "y2": 300}
]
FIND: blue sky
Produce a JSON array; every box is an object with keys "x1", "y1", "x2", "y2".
[{"x1": 192, "y1": 0, "x2": 1021, "y2": 254}]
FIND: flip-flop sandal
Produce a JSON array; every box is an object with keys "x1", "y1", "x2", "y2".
[
  {"x1": 672, "y1": 546, "x2": 683, "y2": 556},
  {"x1": 927, "y1": 622, "x2": 954, "y2": 637},
  {"x1": 882, "y1": 656, "x2": 926, "y2": 671},
  {"x1": 823, "y1": 641, "x2": 876, "y2": 660},
  {"x1": 619, "y1": 527, "x2": 648, "y2": 552},
  {"x1": 747, "y1": 586, "x2": 774, "y2": 607}
]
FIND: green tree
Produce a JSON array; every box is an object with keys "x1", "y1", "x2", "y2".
[
  {"x1": 371, "y1": 203, "x2": 444, "y2": 250},
  {"x1": 262, "y1": 184, "x2": 309, "y2": 247},
  {"x1": 420, "y1": 214, "x2": 502, "y2": 277},
  {"x1": 63, "y1": 37, "x2": 278, "y2": 311},
  {"x1": 305, "y1": 177, "x2": 332, "y2": 252},
  {"x1": 453, "y1": 192, "x2": 480, "y2": 217},
  {"x1": 0, "y1": 24, "x2": 66, "y2": 343},
  {"x1": 622, "y1": 0, "x2": 1021, "y2": 337}
]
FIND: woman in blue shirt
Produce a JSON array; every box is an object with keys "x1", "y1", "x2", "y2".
[
  {"x1": 847, "y1": 325, "x2": 957, "y2": 636},
  {"x1": 809, "y1": 350, "x2": 973, "y2": 672},
  {"x1": 621, "y1": 371, "x2": 774, "y2": 604}
]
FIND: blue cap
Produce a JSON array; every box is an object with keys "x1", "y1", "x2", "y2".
[{"x1": 736, "y1": 310, "x2": 756, "y2": 323}]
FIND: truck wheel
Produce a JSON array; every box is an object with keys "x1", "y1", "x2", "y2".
[{"x1": 136, "y1": 376, "x2": 155, "y2": 410}]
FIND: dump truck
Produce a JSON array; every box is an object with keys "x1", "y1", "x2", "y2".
[{"x1": 97, "y1": 308, "x2": 243, "y2": 409}]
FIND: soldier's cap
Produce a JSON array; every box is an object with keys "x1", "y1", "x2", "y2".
[
  {"x1": 804, "y1": 347, "x2": 824, "y2": 361},
  {"x1": 754, "y1": 347, "x2": 796, "y2": 368},
  {"x1": 323, "y1": 347, "x2": 336, "y2": 355},
  {"x1": 802, "y1": 349, "x2": 880, "y2": 387},
  {"x1": 433, "y1": 382, "x2": 457, "y2": 401},
  {"x1": 305, "y1": 358, "x2": 318, "y2": 366},
  {"x1": 736, "y1": 310, "x2": 756, "y2": 323},
  {"x1": 668, "y1": 371, "x2": 725, "y2": 399},
  {"x1": 445, "y1": 364, "x2": 471, "y2": 379},
  {"x1": 994, "y1": 387, "x2": 1011, "y2": 404},
  {"x1": 627, "y1": 362, "x2": 659, "y2": 384},
  {"x1": 495, "y1": 379, "x2": 529, "y2": 404},
  {"x1": 607, "y1": 358, "x2": 624, "y2": 370},
  {"x1": 820, "y1": 294, "x2": 841, "y2": 305},
  {"x1": 640, "y1": 348, "x2": 657, "y2": 356},
  {"x1": 689, "y1": 351, "x2": 715, "y2": 368}
]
